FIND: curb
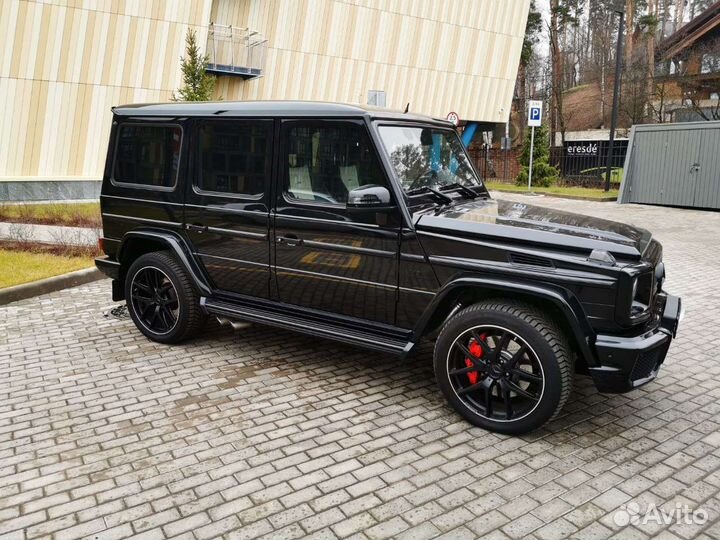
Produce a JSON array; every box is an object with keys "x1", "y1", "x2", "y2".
[
  {"x1": 0, "y1": 267, "x2": 105, "y2": 306},
  {"x1": 490, "y1": 189, "x2": 617, "y2": 202}
]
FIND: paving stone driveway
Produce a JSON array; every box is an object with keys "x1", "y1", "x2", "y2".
[{"x1": 2, "y1": 195, "x2": 720, "y2": 540}]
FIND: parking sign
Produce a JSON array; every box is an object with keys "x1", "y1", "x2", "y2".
[{"x1": 528, "y1": 100, "x2": 542, "y2": 127}]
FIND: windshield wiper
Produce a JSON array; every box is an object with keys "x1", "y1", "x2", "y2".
[
  {"x1": 406, "y1": 185, "x2": 453, "y2": 205},
  {"x1": 439, "y1": 182, "x2": 478, "y2": 199}
]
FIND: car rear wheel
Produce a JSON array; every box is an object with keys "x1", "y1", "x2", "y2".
[
  {"x1": 125, "y1": 251, "x2": 206, "y2": 344},
  {"x1": 434, "y1": 300, "x2": 573, "y2": 434}
]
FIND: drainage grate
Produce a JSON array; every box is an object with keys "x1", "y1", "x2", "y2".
[{"x1": 105, "y1": 304, "x2": 130, "y2": 320}]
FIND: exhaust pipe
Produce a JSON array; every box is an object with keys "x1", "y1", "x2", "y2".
[{"x1": 216, "y1": 316, "x2": 252, "y2": 330}]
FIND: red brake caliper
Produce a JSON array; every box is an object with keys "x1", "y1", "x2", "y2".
[{"x1": 464, "y1": 334, "x2": 486, "y2": 385}]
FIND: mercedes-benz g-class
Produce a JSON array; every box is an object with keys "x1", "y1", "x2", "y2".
[{"x1": 95, "y1": 101, "x2": 682, "y2": 433}]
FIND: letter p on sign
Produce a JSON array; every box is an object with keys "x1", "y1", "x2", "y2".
[{"x1": 528, "y1": 100, "x2": 542, "y2": 127}]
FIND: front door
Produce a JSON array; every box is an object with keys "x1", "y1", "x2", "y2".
[
  {"x1": 273, "y1": 119, "x2": 401, "y2": 325},
  {"x1": 184, "y1": 118, "x2": 274, "y2": 298}
]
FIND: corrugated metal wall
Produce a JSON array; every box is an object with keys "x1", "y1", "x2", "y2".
[
  {"x1": 211, "y1": 0, "x2": 528, "y2": 125},
  {"x1": 0, "y1": 0, "x2": 529, "y2": 182},
  {"x1": 0, "y1": 0, "x2": 213, "y2": 179},
  {"x1": 619, "y1": 121, "x2": 720, "y2": 209}
]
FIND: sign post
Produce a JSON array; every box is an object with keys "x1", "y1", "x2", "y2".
[{"x1": 527, "y1": 100, "x2": 542, "y2": 191}]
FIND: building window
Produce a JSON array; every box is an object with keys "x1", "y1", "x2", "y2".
[
  {"x1": 113, "y1": 124, "x2": 182, "y2": 189},
  {"x1": 701, "y1": 53, "x2": 720, "y2": 74},
  {"x1": 196, "y1": 121, "x2": 271, "y2": 197},
  {"x1": 367, "y1": 90, "x2": 386, "y2": 107}
]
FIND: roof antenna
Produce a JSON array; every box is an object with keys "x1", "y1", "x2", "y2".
[{"x1": 404, "y1": 102, "x2": 410, "y2": 113}]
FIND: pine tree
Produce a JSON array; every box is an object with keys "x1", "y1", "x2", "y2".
[
  {"x1": 516, "y1": 124, "x2": 559, "y2": 187},
  {"x1": 172, "y1": 29, "x2": 216, "y2": 102}
]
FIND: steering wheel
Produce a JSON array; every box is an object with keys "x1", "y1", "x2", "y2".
[{"x1": 408, "y1": 170, "x2": 439, "y2": 191}]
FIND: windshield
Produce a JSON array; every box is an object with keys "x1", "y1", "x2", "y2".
[{"x1": 378, "y1": 125, "x2": 483, "y2": 194}]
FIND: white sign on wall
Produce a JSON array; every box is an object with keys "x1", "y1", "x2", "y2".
[{"x1": 446, "y1": 111, "x2": 459, "y2": 126}]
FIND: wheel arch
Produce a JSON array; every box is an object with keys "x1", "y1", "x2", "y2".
[
  {"x1": 414, "y1": 277, "x2": 598, "y2": 367},
  {"x1": 116, "y1": 229, "x2": 212, "y2": 299}
]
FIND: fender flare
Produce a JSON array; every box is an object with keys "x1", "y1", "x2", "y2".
[
  {"x1": 118, "y1": 228, "x2": 213, "y2": 296},
  {"x1": 413, "y1": 276, "x2": 598, "y2": 366}
]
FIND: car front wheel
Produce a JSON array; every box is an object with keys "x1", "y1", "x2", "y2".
[
  {"x1": 434, "y1": 300, "x2": 573, "y2": 434},
  {"x1": 124, "y1": 251, "x2": 205, "y2": 344}
]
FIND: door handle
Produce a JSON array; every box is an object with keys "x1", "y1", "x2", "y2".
[
  {"x1": 186, "y1": 223, "x2": 208, "y2": 233},
  {"x1": 277, "y1": 234, "x2": 302, "y2": 247}
]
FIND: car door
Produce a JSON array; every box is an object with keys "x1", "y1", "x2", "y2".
[
  {"x1": 183, "y1": 118, "x2": 274, "y2": 298},
  {"x1": 272, "y1": 119, "x2": 401, "y2": 325}
]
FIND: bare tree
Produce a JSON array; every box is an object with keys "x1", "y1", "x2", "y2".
[
  {"x1": 517, "y1": 1, "x2": 543, "y2": 143},
  {"x1": 626, "y1": 0, "x2": 636, "y2": 65}
]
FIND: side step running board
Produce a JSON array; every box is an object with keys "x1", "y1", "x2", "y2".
[{"x1": 201, "y1": 297, "x2": 414, "y2": 356}]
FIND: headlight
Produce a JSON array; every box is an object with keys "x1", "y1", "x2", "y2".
[
  {"x1": 630, "y1": 271, "x2": 653, "y2": 317},
  {"x1": 619, "y1": 266, "x2": 654, "y2": 325},
  {"x1": 655, "y1": 262, "x2": 665, "y2": 290}
]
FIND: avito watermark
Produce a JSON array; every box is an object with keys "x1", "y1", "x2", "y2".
[{"x1": 613, "y1": 501, "x2": 708, "y2": 527}]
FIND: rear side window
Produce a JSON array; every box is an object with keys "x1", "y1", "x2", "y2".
[
  {"x1": 113, "y1": 124, "x2": 182, "y2": 188},
  {"x1": 196, "y1": 121, "x2": 271, "y2": 197}
]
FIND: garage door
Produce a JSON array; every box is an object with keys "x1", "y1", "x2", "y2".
[
  {"x1": 621, "y1": 122, "x2": 720, "y2": 209},
  {"x1": 694, "y1": 128, "x2": 720, "y2": 209}
]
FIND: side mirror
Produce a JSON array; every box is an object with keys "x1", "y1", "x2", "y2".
[{"x1": 347, "y1": 185, "x2": 394, "y2": 211}]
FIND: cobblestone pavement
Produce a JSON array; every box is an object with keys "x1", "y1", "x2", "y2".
[{"x1": 2, "y1": 196, "x2": 720, "y2": 540}]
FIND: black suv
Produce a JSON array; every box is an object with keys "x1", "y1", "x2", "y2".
[{"x1": 96, "y1": 101, "x2": 682, "y2": 434}]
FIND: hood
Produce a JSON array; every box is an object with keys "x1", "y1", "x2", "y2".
[{"x1": 414, "y1": 198, "x2": 653, "y2": 260}]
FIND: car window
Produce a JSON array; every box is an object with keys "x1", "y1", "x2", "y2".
[
  {"x1": 196, "y1": 121, "x2": 271, "y2": 197},
  {"x1": 378, "y1": 125, "x2": 482, "y2": 193},
  {"x1": 113, "y1": 124, "x2": 182, "y2": 188},
  {"x1": 284, "y1": 123, "x2": 387, "y2": 205}
]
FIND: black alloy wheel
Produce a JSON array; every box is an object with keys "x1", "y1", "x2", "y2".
[
  {"x1": 129, "y1": 266, "x2": 180, "y2": 335},
  {"x1": 434, "y1": 300, "x2": 572, "y2": 434},
  {"x1": 447, "y1": 325, "x2": 544, "y2": 422},
  {"x1": 124, "y1": 251, "x2": 206, "y2": 344}
]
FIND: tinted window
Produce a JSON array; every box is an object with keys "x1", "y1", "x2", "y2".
[
  {"x1": 114, "y1": 124, "x2": 181, "y2": 188},
  {"x1": 197, "y1": 121, "x2": 271, "y2": 197},
  {"x1": 284, "y1": 123, "x2": 387, "y2": 205}
]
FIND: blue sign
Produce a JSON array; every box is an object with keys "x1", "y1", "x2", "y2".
[{"x1": 528, "y1": 100, "x2": 542, "y2": 126}]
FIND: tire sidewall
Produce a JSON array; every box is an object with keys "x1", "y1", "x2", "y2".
[
  {"x1": 435, "y1": 307, "x2": 564, "y2": 434},
  {"x1": 125, "y1": 254, "x2": 190, "y2": 344}
]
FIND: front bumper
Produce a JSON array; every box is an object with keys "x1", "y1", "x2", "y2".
[{"x1": 589, "y1": 293, "x2": 682, "y2": 393}]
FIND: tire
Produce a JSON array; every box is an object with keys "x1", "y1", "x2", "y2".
[
  {"x1": 434, "y1": 299, "x2": 573, "y2": 434},
  {"x1": 124, "y1": 251, "x2": 206, "y2": 344}
]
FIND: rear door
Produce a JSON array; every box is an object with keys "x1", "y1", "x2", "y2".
[
  {"x1": 184, "y1": 118, "x2": 274, "y2": 298},
  {"x1": 272, "y1": 119, "x2": 401, "y2": 324}
]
